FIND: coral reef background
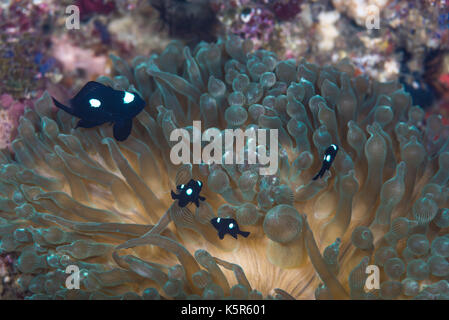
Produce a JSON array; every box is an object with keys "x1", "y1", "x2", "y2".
[{"x1": 0, "y1": 0, "x2": 448, "y2": 300}]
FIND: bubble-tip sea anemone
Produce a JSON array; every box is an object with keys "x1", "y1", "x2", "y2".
[{"x1": 1, "y1": 35, "x2": 448, "y2": 300}]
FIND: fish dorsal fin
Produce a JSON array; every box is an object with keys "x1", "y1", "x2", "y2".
[{"x1": 70, "y1": 81, "x2": 110, "y2": 105}]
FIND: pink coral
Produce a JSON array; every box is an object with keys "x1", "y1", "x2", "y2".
[
  {"x1": 0, "y1": 93, "x2": 38, "y2": 150},
  {"x1": 271, "y1": 0, "x2": 302, "y2": 21},
  {"x1": 51, "y1": 34, "x2": 109, "y2": 79}
]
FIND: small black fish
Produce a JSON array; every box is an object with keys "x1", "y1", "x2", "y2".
[
  {"x1": 52, "y1": 81, "x2": 146, "y2": 141},
  {"x1": 313, "y1": 144, "x2": 339, "y2": 180},
  {"x1": 210, "y1": 217, "x2": 250, "y2": 240},
  {"x1": 171, "y1": 179, "x2": 206, "y2": 208}
]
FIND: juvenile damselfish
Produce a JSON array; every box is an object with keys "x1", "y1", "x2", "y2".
[
  {"x1": 171, "y1": 179, "x2": 206, "y2": 208},
  {"x1": 312, "y1": 144, "x2": 339, "y2": 180},
  {"x1": 210, "y1": 217, "x2": 250, "y2": 240},
  {"x1": 51, "y1": 81, "x2": 146, "y2": 141}
]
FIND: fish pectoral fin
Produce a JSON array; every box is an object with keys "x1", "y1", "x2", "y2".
[
  {"x1": 230, "y1": 232, "x2": 238, "y2": 239},
  {"x1": 76, "y1": 119, "x2": 106, "y2": 129},
  {"x1": 239, "y1": 231, "x2": 250, "y2": 238},
  {"x1": 171, "y1": 190, "x2": 178, "y2": 200},
  {"x1": 113, "y1": 119, "x2": 133, "y2": 141},
  {"x1": 218, "y1": 230, "x2": 225, "y2": 240}
]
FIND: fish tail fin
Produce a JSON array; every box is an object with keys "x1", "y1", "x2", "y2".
[
  {"x1": 171, "y1": 190, "x2": 178, "y2": 200},
  {"x1": 239, "y1": 231, "x2": 250, "y2": 238},
  {"x1": 52, "y1": 97, "x2": 74, "y2": 116},
  {"x1": 312, "y1": 168, "x2": 325, "y2": 181}
]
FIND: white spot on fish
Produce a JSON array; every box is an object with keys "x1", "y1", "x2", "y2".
[
  {"x1": 186, "y1": 188, "x2": 192, "y2": 196},
  {"x1": 229, "y1": 223, "x2": 234, "y2": 229},
  {"x1": 89, "y1": 98, "x2": 101, "y2": 108},
  {"x1": 123, "y1": 91, "x2": 135, "y2": 104}
]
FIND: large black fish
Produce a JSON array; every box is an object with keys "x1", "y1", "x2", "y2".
[
  {"x1": 52, "y1": 81, "x2": 146, "y2": 141},
  {"x1": 210, "y1": 217, "x2": 250, "y2": 240},
  {"x1": 171, "y1": 179, "x2": 206, "y2": 208},
  {"x1": 313, "y1": 144, "x2": 339, "y2": 180}
]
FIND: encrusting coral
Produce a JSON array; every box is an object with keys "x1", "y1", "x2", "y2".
[{"x1": 0, "y1": 35, "x2": 448, "y2": 300}]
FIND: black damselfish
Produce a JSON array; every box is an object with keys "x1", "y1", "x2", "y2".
[
  {"x1": 171, "y1": 179, "x2": 206, "y2": 208},
  {"x1": 51, "y1": 81, "x2": 146, "y2": 141},
  {"x1": 210, "y1": 217, "x2": 250, "y2": 240},
  {"x1": 312, "y1": 144, "x2": 339, "y2": 180}
]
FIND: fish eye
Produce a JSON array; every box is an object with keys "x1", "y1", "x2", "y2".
[
  {"x1": 89, "y1": 98, "x2": 101, "y2": 108},
  {"x1": 180, "y1": 184, "x2": 184, "y2": 189},
  {"x1": 186, "y1": 188, "x2": 193, "y2": 196},
  {"x1": 325, "y1": 155, "x2": 331, "y2": 162},
  {"x1": 229, "y1": 223, "x2": 234, "y2": 229},
  {"x1": 217, "y1": 218, "x2": 221, "y2": 223},
  {"x1": 331, "y1": 144, "x2": 337, "y2": 150},
  {"x1": 123, "y1": 91, "x2": 135, "y2": 104},
  {"x1": 197, "y1": 181, "x2": 201, "y2": 186}
]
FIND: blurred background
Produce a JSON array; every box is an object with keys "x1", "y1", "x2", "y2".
[{"x1": 0, "y1": 0, "x2": 448, "y2": 298}]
